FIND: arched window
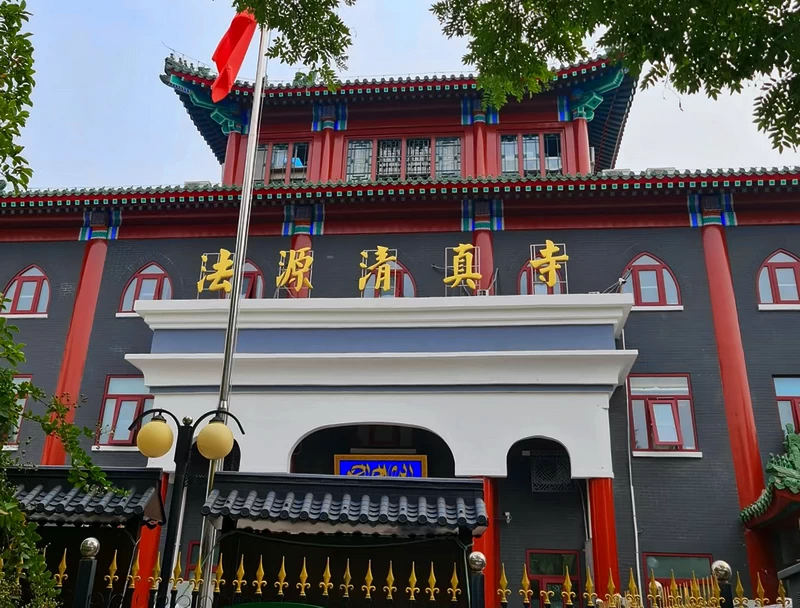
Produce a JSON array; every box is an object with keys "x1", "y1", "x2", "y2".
[
  {"x1": 221, "y1": 260, "x2": 265, "y2": 299},
  {"x1": 119, "y1": 263, "x2": 173, "y2": 313},
  {"x1": 361, "y1": 260, "x2": 416, "y2": 298},
  {"x1": 518, "y1": 263, "x2": 565, "y2": 295},
  {"x1": 758, "y1": 250, "x2": 800, "y2": 304},
  {"x1": 2, "y1": 265, "x2": 50, "y2": 315},
  {"x1": 621, "y1": 253, "x2": 680, "y2": 307}
]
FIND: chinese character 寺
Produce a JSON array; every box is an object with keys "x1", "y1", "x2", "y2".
[
  {"x1": 359, "y1": 246, "x2": 397, "y2": 293},
  {"x1": 444, "y1": 243, "x2": 482, "y2": 289},
  {"x1": 276, "y1": 247, "x2": 314, "y2": 290},
  {"x1": 530, "y1": 240, "x2": 569, "y2": 288},
  {"x1": 197, "y1": 248, "x2": 234, "y2": 294}
]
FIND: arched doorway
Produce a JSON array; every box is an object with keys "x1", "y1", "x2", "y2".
[
  {"x1": 499, "y1": 438, "x2": 588, "y2": 608},
  {"x1": 291, "y1": 424, "x2": 455, "y2": 478}
]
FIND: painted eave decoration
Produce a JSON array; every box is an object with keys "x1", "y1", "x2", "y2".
[
  {"x1": 2, "y1": 167, "x2": 800, "y2": 213},
  {"x1": 162, "y1": 53, "x2": 636, "y2": 171},
  {"x1": 741, "y1": 427, "x2": 800, "y2": 528}
]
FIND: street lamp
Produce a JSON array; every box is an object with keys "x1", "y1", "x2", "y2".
[{"x1": 128, "y1": 408, "x2": 245, "y2": 608}]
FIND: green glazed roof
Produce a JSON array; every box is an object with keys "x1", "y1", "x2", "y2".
[{"x1": 741, "y1": 427, "x2": 800, "y2": 523}]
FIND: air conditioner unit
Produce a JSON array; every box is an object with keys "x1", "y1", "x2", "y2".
[
  {"x1": 185, "y1": 180, "x2": 212, "y2": 188},
  {"x1": 476, "y1": 289, "x2": 491, "y2": 296}
]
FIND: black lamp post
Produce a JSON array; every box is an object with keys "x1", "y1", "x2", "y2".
[{"x1": 127, "y1": 408, "x2": 245, "y2": 608}]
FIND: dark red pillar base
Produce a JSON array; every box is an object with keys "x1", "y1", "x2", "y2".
[
  {"x1": 473, "y1": 477, "x2": 499, "y2": 608},
  {"x1": 588, "y1": 478, "x2": 620, "y2": 597},
  {"x1": 472, "y1": 230, "x2": 495, "y2": 294},
  {"x1": 574, "y1": 118, "x2": 591, "y2": 175}
]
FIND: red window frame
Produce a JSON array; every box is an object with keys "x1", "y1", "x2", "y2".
[
  {"x1": 95, "y1": 375, "x2": 153, "y2": 446},
  {"x1": 256, "y1": 141, "x2": 312, "y2": 185},
  {"x1": 119, "y1": 263, "x2": 172, "y2": 313},
  {"x1": 623, "y1": 253, "x2": 681, "y2": 307},
  {"x1": 628, "y1": 374, "x2": 698, "y2": 452},
  {"x1": 218, "y1": 260, "x2": 265, "y2": 300},
  {"x1": 780, "y1": 397, "x2": 800, "y2": 430},
  {"x1": 758, "y1": 250, "x2": 800, "y2": 304},
  {"x1": 642, "y1": 552, "x2": 713, "y2": 587},
  {"x1": 7, "y1": 374, "x2": 32, "y2": 445},
  {"x1": 186, "y1": 540, "x2": 200, "y2": 574},
  {"x1": 518, "y1": 263, "x2": 565, "y2": 295},
  {"x1": 525, "y1": 549, "x2": 581, "y2": 601},
  {"x1": 3, "y1": 265, "x2": 49, "y2": 315},
  {"x1": 499, "y1": 130, "x2": 565, "y2": 178},
  {"x1": 345, "y1": 135, "x2": 464, "y2": 182},
  {"x1": 363, "y1": 260, "x2": 416, "y2": 298}
]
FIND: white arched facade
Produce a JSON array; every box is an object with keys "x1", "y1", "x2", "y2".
[{"x1": 127, "y1": 295, "x2": 637, "y2": 479}]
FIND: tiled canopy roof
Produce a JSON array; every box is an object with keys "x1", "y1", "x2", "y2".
[
  {"x1": 741, "y1": 429, "x2": 800, "y2": 527},
  {"x1": 202, "y1": 473, "x2": 487, "y2": 536},
  {"x1": 9, "y1": 467, "x2": 166, "y2": 526}
]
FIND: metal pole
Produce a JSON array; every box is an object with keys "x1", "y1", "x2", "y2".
[{"x1": 197, "y1": 25, "x2": 270, "y2": 607}]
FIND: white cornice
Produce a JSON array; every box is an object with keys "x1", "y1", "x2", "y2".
[
  {"x1": 126, "y1": 349, "x2": 638, "y2": 390},
  {"x1": 135, "y1": 294, "x2": 633, "y2": 336}
]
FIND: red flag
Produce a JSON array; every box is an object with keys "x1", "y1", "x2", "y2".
[{"x1": 211, "y1": 11, "x2": 258, "y2": 103}]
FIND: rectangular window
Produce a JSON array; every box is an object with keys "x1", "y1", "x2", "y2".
[
  {"x1": 290, "y1": 143, "x2": 310, "y2": 182},
  {"x1": 628, "y1": 375, "x2": 697, "y2": 452},
  {"x1": 501, "y1": 135, "x2": 519, "y2": 175},
  {"x1": 8, "y1": 375, "x2": 31, "y2": 445},
  {"x1": 346, "y1": 140, "x2": 373, "y2": 182},
  {"x1": 97, "y1": 376, "x2": 153, "y2": 446},
  {"x1": 774, "y1": 377, "x2": 800, "y2": 434},
  {"x1": 502, "y1": 132, "x2": 563, "y2": 177},
  {"x1": 522, "y1": 135, "x2": 540, "y2": 176},
  {"x1": 405, "y1": 138, "x2": 432, "y2": 180},
  {"x1": 269, "y1": 144, "x2": 289, "y2": 182},
  {"x1": 526, "y1": 550, "x2": 581, "y2": 608},
  {"x1": 643, "y1": 553, "x2": 712, "y2": 586},
  {"x1": 376, "y1": 139, "x2": 402, "y2": 180},
  {"x1": 435, "y1": 137, "x2": 462, "y2": 178},
  {"x1": 254, "y1": 145, "x2": 268, "y2": 184},
  {"x1": 544, "y1": 134, "x2": 563, "y2": 175}
]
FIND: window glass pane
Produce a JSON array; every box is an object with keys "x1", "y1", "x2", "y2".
[
  {"x1": 270, "y1": 144, "x2": 289, "y2": 182},
  {"x1": 138, "y1": 278, "x2": 158, "y2": 301},
  {"x1": 770, "y1": 252, "x2": 796, "y2": 263},
  {"x1": 161, "y1": 279, "x2": 172, "y2": 300},
  {"x1": 254, "y1": 145, "x2": 267, "y2": 182},
  {"x1": 141, "y1": 265, "x2": 164, "y2": 274},
  {"x1": 99, "y1": 398, "x2": 117, "y2": 444},
  {"x1": 22, "y1": 267, "x2": 44, "y2": 277},
  {"x1": 108, "y1": 376, "x2": 149, "y2": 395},
  {"x1": 405, "y1": 138, "x2": 431, "y2": 179},
  {"x1": 121, "y1": 279, "x2": 137, "y2": 312},
  {"x1": 376, "y1": 139, "x2": 402, "y2": 180},
  {"x1": 652, "y1": 402, "x2": 679, "y2": 443},
  {"x1": 774, "y1": 377, "x2": 800, "y2": 396},
  {"x1": 16, "y1": 281, "x2": 36, "y2": 312},
  {"x1": 362, "y1": 274, "x2": 376, "y2": 298},
  {"x1": 255, "y1": 275, "x2": 264, "y2": 299},
  {"x1": 677, "y1": 400, "x2": 695, "y2": 449},
  {"x1": 533, "y1": 280, "x2": 550, "y2": 295},
  {"x1": 501, "y1": 135, "x2": 518, "y2": 175},
  {"x1": 522, "y1": 135, "x2": 540, "y2": 176},
  {"x1": 3, "y1": 280, "x2": 17, "y2": 311},
  {"x1": 778, "y1": 400, "x2": 795, "y2": 434},
  {"x1": 527, "y1": 553, "x2": 577, "y2": 576},
  {"x1": 544, "y1": 134, "x2": 562, "y2": 175},
  {"x1": 662, "y1": 270, "x2": 679, "y2": 305},
  {"x1": 630, "y1": 376, "x2": 690, "y2": 396},
  {"x1": 142, "y1": 398, "x2": 155, "y2": 424},
  {"x1": 346, "y1": 140, "x2": 373, "y2": 182},
  {"x1": 632, "y1": 399, "x2": 649, "y2": 449},
  {"x1": 758, "y1": 267, "x2": 773, "y2": 303},
  {"x1": 435, "y1": 137, "x2": 461, "y2": 178},
  {"x1": 402, "y1": 273, "x2": 415, "y2": 297},
  {"x1": 645, "y1": 555, "x2": 711, "y2": 581},
  {"x1": 36, "y1": 280, "x2": 49, "y2": 313},
  {"x1": 632, "y1": 255, "x2": 658, "y2": 265},
  {"x1": 637, "y1": 270, "x2": 660, "y2": 303},
  {"x1": 520, "y1": 270, "x2": 530, "y2": 295},
  {"x1": 290, "y1": 143, "x2": 309, "y2": 182},
  {"x1": 112, "y1": 400, "x2": 139, "y2": 442},
  {"x1": 620, "y1": 278, "x2": 632, "y2": 294},
  {"x1": 775, "y1": 267, "x2": 799, "y2": 301}
]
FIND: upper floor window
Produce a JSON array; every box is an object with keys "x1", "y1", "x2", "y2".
[
  {"x1": 643, "y1": 553, "x2": 711, "y2": 587},
  {"x1": 219, "y1": 260, "x2": 265, "y2": 299},
  {"x1": 346, "y1": 136, "x2": 462, "y2": 182},
  {"x1": 621, "y1": 254, "x2": 681, "y2": 307},
  {"x1": 96, "y1": 376, "x2": 153, "y2": 446},
  {"x1": 629, "y1": 375, "x2": 698, "y2": 452},
  {"x1": 501, "y1": 132, "x2": 563, "y2": 178},
  {"x1": 361, "y1": 260, "x2": 416, "y2": 298},
  {"x1": 119, "y1": 263, "x2": 172, "y2": 313},
  {"x1": 7, "y1": 375, "x2": 31, "y2": 446},
  {"x1": 518, "y1": 262, "x2": 566, "y2": 295},
  {"x1": 255, "y1": 142, "x2": 310, "y2": 185},
  {"x1": 2, "y1": 266, "x2": 50, "y2": 315},
  {"x1": 774, "y1": 377, "x2": 800, "y2": 435},
  {"x1": 758, "y1": 250, "x2": 800, "y2": 304}
]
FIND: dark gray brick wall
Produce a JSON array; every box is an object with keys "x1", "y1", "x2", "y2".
[{"x1": 0, "y1": 241, "x2": 83, "y2": 463}]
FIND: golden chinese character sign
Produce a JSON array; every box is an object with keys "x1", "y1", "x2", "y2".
[
  {"x1": 197, "y1": 249, "x2": 234, "y2": 294},
  {"x1": 359, "y1": 246, "x2": 398, "y2": 295},
  {"x1": 530, "y1": 240, "x2": 569, "y2": 288},
  {"x1": 276, "y1": 247, "x2": 314, "y2": 291},
  {"x1": 334, "y1": 455, "x2": 427, "y2": 477},
  {"x1": 443, "y1": 243, "x2": 482, "y2": 290}
]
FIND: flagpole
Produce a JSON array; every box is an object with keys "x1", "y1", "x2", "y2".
[{"x1": 197, "y1": 24, "x2": 270, "y2": 606}]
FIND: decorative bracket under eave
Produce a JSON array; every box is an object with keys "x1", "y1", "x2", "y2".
[
  {"x1": 166, "y1": 74, "x2": 247, "y2": 135},
  {"x1": 562, "y1": 68, "x2": 625, "y2": 122}
]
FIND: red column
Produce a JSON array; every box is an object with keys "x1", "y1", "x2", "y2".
[
  {"x1": 588, "y1": 478, "x2": 619, "y2": 597},
  {"x1": 472, "y1": 230, "x2": 495, "y2": 294},
  {"x1": 133, "y1": 472, "x2": 169, "y2": 607},
  {"x1": 702, "y1": 224, "x2": 776, "y2": 592},
  {"x1": 221, "y1": 132, "x2": 242, "y2": 185},
  {"x1": 290, "y1": 234, "x2": 313, "y2": 299},
  {"x1": 41, "y1": 239, "x2": 108, "y2": 465},
  {"x1": 474, "y1": 119, "x2": 487, "y2": 177},
  {"x1": 473, "y1": 477, "x2": 499, "y2": 608},
  {"x1": 574, "y1": 118, "x2": 591, "y2": 175},
  {"x1": 318, "y1": 127, "x2": 334, "y2": 183}
]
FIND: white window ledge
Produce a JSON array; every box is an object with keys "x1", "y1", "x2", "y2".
[
  {"x1": 91, "y1": 445, "x2": 142, "y2": 452},
  {"x1": 759, "y1": 304, "x2": 800, "y2": 311},
  {"x1": 631, "y1": 306, "x2": 684, "y2": 312},
  {"x1": 0, "y1": 313, "x2": 48, "y2": 319},
  {"x1": 115, "y1": 312, "x2": 141, "y2": 318},
  {"x1": 633, "y1": 450, "x2": 703, "y2": 458},
  {"x1": 2, "y1": 445, "x2": 19, "y2": 452}
]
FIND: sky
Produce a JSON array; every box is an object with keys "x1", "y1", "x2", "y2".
[{"x1": 21, "y1": 0, "x2": 800, "y2": 190}]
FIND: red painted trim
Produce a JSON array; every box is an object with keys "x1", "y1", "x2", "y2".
[
  {"x1": 0, "y1": 228, "x2": 77, "y2": 242},
  {"x1": 134, "y1": 472, "x2": 169, "y2": 608},
  {"x1": 627, "y1": 373, "x2": 699, "y2": 452},
  {"x1": 40, "y1": 239, "x2": 108, "y2": 465},
  {"x1": 233, "y1": 134, "x2": 249, "y2": 186},
  {"x1": 574, "y1": 118, "x2": 591, "y2": 175},
  {"x1": 3, "y1": 265, "x2": 49, "y2": 314},
  {"x1": 757, "y1": 250, "x2": 800, "y2": 304},
  {"x1": 701, "y1": 224, "x2": 776, "y2": 593},
  {"x1": 118, "y1": 262, "x2": 172, "y2": 313},
  {"x1": 472, "y1": 477, "x2": 499, "y2": 608},
  {"x1": 95, "y1": 374, "x2": 153, "y2": 446},
  {"x1": 588, "y1": 477, "x2": 619, "y2": 597},
  {"x1": 472, "y1": 230, "x2": 494, "y2": 293},
  {"x1": 474, "y1": 122, "x2": 487, "y2": 176},
  {"x1": 623, "y1": 253, "x2": 682, "y2": 307},
  {"x1": 222, "y1": 133, "x2": 241, "y2": 185}
]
